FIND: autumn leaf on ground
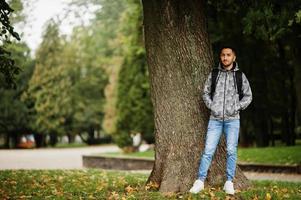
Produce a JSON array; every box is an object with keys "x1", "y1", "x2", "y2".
[
  {"x1": 281, "y1": 188, "x2": 288, "y2": 193},
  {"x1": 265, "y1": 193, "x2": 271, "y2": 200},
  {"x1": 96, "y1": 181, "x2": 108, "y2": 191},
  {"x1": 283, "y1": 194, "x2": 290, "y2": 198},
  {"x1": 108, "y1": 191, "x2": 119, "y2": 200},
  {"x1": 253, "y1": 194, "x2": 259, "y2": 200},
  {"x1": 163, "y1": 192, "x2": 175, "y2": 198},
  {"x1": 144, "y1": 181, "x2": 159, "y2": 191},
  {"x1": 125, "y1": 185, "x2": 135, "y2": 194},
  {"x1": 209, "y1": 191, "x2": 215, "y2": 198},
  {"x1": 88, "y1": 194, "x2": 96, "y2": 199},
  {"x1": 118, "y1": 176, "x2": 127, "y2": 186},
  {"x1": 235, "y1": 189, "x2": 241, "y2": 193},
  {"x1": 225, "y1": 195, "x2": 236, "y2": 200}
]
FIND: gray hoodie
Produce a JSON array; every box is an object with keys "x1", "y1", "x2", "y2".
[{"x1": 202, "y1": 62, "x2": 252, "y2": 120}]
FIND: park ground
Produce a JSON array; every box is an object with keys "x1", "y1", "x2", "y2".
[
  {"x1": 1, "y1": 144, "x2": 300, "y2": 199},
  {"x1": 0, "y1": 169, "x2": 300, "y2": 199}
]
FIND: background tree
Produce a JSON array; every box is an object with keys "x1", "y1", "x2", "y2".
[
  {"x1": 205, "y1": 0, "x2": 301, "y2": 147},
  {"x1": 0, "y1": 0, "x2": 34, "y2": 148},
  {"x1": 23, "y1": 19, "x2": 109, "y2": 147},
  {"x1": 66, "y1": 27, "x2": 109, "y2": 144},
  {"x1": 23, "y1": 20, "x2": 70, "y2": 146},
  {"x1": 241, "y1": 1, "x2": 300, "y2": 146},
  {"x1": 70, "y1": 0, "x2": 127, "y2": 138},
  {"x1": 0, "y1": 42, "x2": 34, "y2": 148},
  {"x1": 115, "y1": 0, "x2": 154, "y2": 151},
  {"x1": 74, "y1": 0, "x2": 155, "y2": 150},
  {"x1": 0, "y1": 0, "x2": 21, "y2": 88}
]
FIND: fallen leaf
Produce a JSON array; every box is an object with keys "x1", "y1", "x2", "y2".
[
  {"x1": 225, "y1": 196, "x2": 236, "y2": 200},
  {"x1": 281, "y1": 188, "x2": 288, "y2": 193},
  {"x1": 265, "y1": 193, "x2": 271, "y2": 200},
  {"x1": 144, "y1": 181, "x2": 159, "y2": 191},
  {"x1": 253, "y1": 194, "x2": 258, "y2": 200},
  {"x1": 125, "y1": 185, "x2": 134, "y2": 194},
  {"x1": 163, "y1": 192, "x2": 175, "y2": 198},
  {"x1": 283, "y1": 194, "x2": 290, "y2": 198},
  {"x1": 108, "y1": 191, "x2": 119, "y2": 200},
  {"x1": 118, "y1": 176, "x2": 127, "y2": 186}
]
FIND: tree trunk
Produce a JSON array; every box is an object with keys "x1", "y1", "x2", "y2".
[
  {"x1": 142, "y1": 0, "x2": 250, "y2": 192},
  {"x1": 277, "y1": 41, "x2": 295, "y2": 146},
  {"x1": 4, "y1": 132, "x2": 10, "y2": 149},
  {"x1": 253, "y1": 62, "x2": 269, "y2": 147},
  {"x1": 288, "y1": 58, "x2": 296, "y2": 146},
  {"x1": 49, "y1": 132, "x2": 58, "y2": 147},
  {"x1": 67, "y1": 133, "x2": 75, "y2": 144},
  {"x1": 34, "y1": 133, "x2": 46, "y2": 148}
]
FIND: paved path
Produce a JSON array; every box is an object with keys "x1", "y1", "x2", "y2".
[
  {"x1": 0, "y1": 145, "x2": 120, "y2": 170},
  {"x1": 243, "y1": 172, "x2": 301, "y2": 183},
  {"x1": 1, "y1": 145, "x2": 300, "y2": 182}
]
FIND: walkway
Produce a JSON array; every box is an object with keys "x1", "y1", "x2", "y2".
[
  {"x1": 1, "y1": 145, "x2": 300, "y2": 182},
  {"x1": 0, "y1": 145, "x2": 119, "y2": 170}
]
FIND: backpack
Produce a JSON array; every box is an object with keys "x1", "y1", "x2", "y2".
[{"x1": 210, "y1": 68, "x2": 243, "y2": 101}]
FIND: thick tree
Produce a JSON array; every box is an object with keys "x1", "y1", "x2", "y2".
[{"x1": 142, "y1": 0, "x2": 250, "y2": 192}]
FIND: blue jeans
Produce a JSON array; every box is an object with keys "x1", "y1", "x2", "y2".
[{"x1": 198, "y1": 119, "x2": 240, "y2": 181}]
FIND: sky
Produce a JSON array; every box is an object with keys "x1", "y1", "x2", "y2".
[{"x1": 15, "y1": 0, "x2": 97, "y2": 55}]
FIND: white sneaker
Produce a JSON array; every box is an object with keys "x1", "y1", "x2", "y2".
[
  {"x1": 189, "y1": 179, "x2": 204, "y2": 193},
  {"x1": 223, "y1": 181, "x2": 235, "y2": 195}
]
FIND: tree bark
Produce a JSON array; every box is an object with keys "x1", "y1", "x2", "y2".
[{"x1": 142, "y1": 0, "x2": 250, "y2": 192}]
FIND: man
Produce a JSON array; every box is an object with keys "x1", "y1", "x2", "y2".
[{"x1": 189, "y1": 47, "x2": 252, "y2": 195}]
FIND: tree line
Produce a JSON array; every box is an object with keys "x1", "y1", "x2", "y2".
[{"x1": 0, "y1": 0, "x2": 300, "y2": 149}]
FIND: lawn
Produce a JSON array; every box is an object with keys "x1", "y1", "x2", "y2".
[
  {"x1": 99, "y1": 145, "x2": 301, "y2": 165},
  {"x1": 237, "y1": 145, "x2": 301, "y2": 165},
  {"x1": 0, "y1": 169, "x2": 300, "y2": 199}
]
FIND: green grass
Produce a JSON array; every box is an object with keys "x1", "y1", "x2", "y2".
[
  {"x1": 46, "y1": 143, "x2": 114, "y2": 149},
  {"x1": 52, "y1": 143, "x2": 89, "y2": 148},
  {"x1": 98, "y1": 145, "x2": 301, "y2": 165},
  {"x1": 100, "y1": 150, "x2": 155, "y2": 159},
  {"x1": 237, "y1": 145, "x2": 301, "y2": 165},
  {"x1": 0, "y1": 169, "x2": 300, "y2": 199}
]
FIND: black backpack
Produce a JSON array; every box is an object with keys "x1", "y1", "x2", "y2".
[{"x1": 210, "y1": 68, "x2": 243, "y2": 101}]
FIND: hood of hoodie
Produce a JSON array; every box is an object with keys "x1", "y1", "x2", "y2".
[{"x1": 218, "y1": 61, "x2": 239, "y2": 72}]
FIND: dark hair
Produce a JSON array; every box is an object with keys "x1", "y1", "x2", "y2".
[{"x1": 220, "y1": 46, "x2": 236, "y2": 55}]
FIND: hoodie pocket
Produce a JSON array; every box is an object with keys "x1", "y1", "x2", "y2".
[
  {"x1": 210, "y1": 99, "x2": 223, "y2": 117},
  {"x1": 225, "y1": 94, "x2": 240, "y2": 116},
  {"x1": 235, "y1": 94, "x2": 241, "y2": 112}
]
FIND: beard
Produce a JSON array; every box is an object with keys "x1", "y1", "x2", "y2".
[
  {"x1": 222, "y1": 61, "x2": 232, "y2": 67},
  {"x1": 221, "y1": 60, "x2": 235, "y2": 70}
]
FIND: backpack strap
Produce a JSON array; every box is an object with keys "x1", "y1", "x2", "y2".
[
  {"x1": 235, "y1": 70, "x2": 243, "y2": 100},
  {"x1": 210, "y1": 68, "x2": 219, "y2": 100}
]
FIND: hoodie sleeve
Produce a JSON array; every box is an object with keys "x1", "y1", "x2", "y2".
[
  {"x1": 202, "y1": 72, "x2": 213, "y2": 109},
  {"x1": 239, "y1": 73, "x2": 252, "y2": 110}
]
